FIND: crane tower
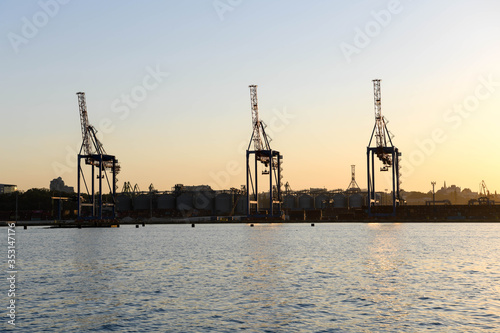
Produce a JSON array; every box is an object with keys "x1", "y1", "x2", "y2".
[
  {"x1": 366, "y1": 80, "x2": 401, "y2": 216},
  {"x1": 76, "y1": 92, "x2": 120, "y2": 221},
  {"x1": 246, "y1": 85, "x2": 283, "y2": 218}
]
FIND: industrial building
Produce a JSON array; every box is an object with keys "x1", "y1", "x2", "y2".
[
  {"x1": 113, "y1": 179, "x2": 386, "y2": 221},
  {"x1": 0, "y1": 184, "x2": 17, "y2": 194},
  {"x1": 116, "y1": 184, "x2": 247, "y2": 219},
  {"x1": 49, "y1": 177, "x2": 74, "y2": 193}
]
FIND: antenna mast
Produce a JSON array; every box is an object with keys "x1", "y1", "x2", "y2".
[{"x1": 347, "y1": 165, "x2": 360, "y2": 192}]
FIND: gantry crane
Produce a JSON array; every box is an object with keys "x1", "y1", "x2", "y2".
[
  {"x1": 366, "y1": 80, "x2": 401, "y2": 216},
  {"x1": 477, "y1": 180, "x2": 494, "y2": 205},
  {"x1": 121, "y1": 182, "x2": 140, "y2": 196},
  {"x1": 246, "y1": 85, "x2": 283, "y2": 218},
  {"x1": 479, "y1": 180, "x2": 490, "y2": 197},
  {"x1": 76, "y1": 92, "x2": 120, "y2": 221}
]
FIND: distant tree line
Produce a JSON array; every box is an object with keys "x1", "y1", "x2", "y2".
[
  {"x1": 0, "y1": 188, "x2": 119, "y2": 220},
  {"x1": 0, "y1": 188, "x2": 77, "y2": 219}
]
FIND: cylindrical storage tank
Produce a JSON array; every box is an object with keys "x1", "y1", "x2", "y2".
[
  {"x1": 333, "y1": 193, "x2": 346, "y2": 208},
  {"x1": 235, "y1": 196, "x2": 247, "y2": 215},
  {"x1": 176, "y1": 192, "x2": 193, "y2": 211},
  {"x1": 283, "y1": 195, "x2": 296, "y2": 209},
  {"x1": 349, "y1": 193, "x2": 363, "y2": 208},
  {"x1": 157, "y1": 193, "x2": 175, "y2": 210},
  {"x1": 133, "y1": 194, "x2": 151, "y2": 211},
  {"x1": 215, "y1": 193, "x2": 232, "y2": 215},
  {"x1": 298, "y1": 194, "x2": 314, "y2": 210},
  {"x1": 117, "y1": 195, "x2": 132, "y2": 211},
  {"x1": 314, "y1": 194, "x2": 329, "y2": 209},
  {"x1": 194, "y1": 191, "x2": 214, "y2": 211}
]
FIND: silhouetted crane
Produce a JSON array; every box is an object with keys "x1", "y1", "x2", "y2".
[
  {"x1": 76, "y1": 92, "x2": 119, "y2": 221},
  {"x1": 246, "y1": 85, "x2": 283, "y2": 218},
  {"x1": 479, "y1": 180, "x2": 490, "y2": 197},
  {"x1": 367, "y1": 80, "x2": 401, "y2": 217}
]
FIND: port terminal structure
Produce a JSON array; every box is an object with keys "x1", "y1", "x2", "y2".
[
  {"x1": 114, "y1": 183, "x2": 371, "y2": 221},
  {"x1": 246, "y1": 85, "x2": 283, "y2": 219},
  {"x1": 367, "y1": 80, "x2": 402, "y2": 217},
  {"x1": 76, "y1": 92, "x2": 120, "y2": 222}
]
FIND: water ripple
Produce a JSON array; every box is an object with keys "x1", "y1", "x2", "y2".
[{"x1": 4, "y1": 223, "x2": 500, "y2": 331}]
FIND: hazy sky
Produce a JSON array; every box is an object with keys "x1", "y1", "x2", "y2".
[{"x1": 2, "y1": 0, "x2": 500, "y2": 193}]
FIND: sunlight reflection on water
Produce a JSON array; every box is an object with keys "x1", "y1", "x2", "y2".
[{"x1": 6, "y1": 223, "x2": 500, "y2": 332}]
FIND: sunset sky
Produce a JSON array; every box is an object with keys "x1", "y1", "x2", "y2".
[{"x1": 1, "y1": 0, "x2": 500, "y2": 193}]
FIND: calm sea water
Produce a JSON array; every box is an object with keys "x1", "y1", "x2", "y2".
[{"x1": 3, "y1": 223, "x2": 500, "y2": 332}]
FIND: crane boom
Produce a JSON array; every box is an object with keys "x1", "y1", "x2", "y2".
[
  {"x1": 480, "y1": 180, "x2": 490, "y2": 197},
  {"x1": 372, "y1": 79, "x2": 392, "y2": 167},
  {"x1": 249, "y1": 85, "x2": 263, "y2": 152},
  {"x1": 76, "y1": 92, "x2": 119, "y2": 176},
  {"x1": 373, "y1": 80, "x2": 385, "y2": 149},
  {"x1": 77, "y1": 92, "x2": 92, "y2": 156}
]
